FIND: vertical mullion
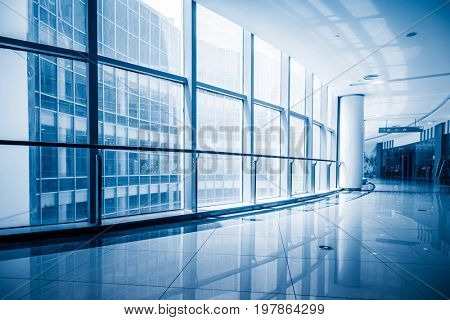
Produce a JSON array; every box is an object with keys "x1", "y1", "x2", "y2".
[
  {"x1": 242, "y1": 30, "x2": 252, "y2": 204},
  {"x1": 191, "y1": 0, "x2": 198, "y2": 212},
  {"x1": 305, "y1": 71, "x2": 313, "y2": 193},
  {"x1": 88, "y1": 0, "x2": 99, "y2": 224},
  {"x1": 287, "y1": 57, "x2": 292, "y2": 197},
  {"x1": 250, "y1": 33, "x2": 256, "y2": 204},
  {"x1": 336, "y1": 97, "x2": 341, "y2": 188},
  {"x1": 279, "y1": 53, "x2": 289, "y2": 198}
]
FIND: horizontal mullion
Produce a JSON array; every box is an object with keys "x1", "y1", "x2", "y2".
[
  {"x1": 98, "y1": 55, "x2": 188, "y2": 84},
  {"x1": 289, "y1": 111, "x2": 309, "y2": 121},
  {"x1": 0, "y1": 36, "x2": 88, "y2": 61},
  {"x1": 312, "y1": 120, "x2": 325, "y2": 127},
  {"x1": 254, "y1": 99, "x2": 285, "y2": 112},
  {"x1": 196, "y1": 82, "x2": 247, "y2": 100},
  {"x1": 0, "y1": 139, "x2": 337, "y2": 163}
]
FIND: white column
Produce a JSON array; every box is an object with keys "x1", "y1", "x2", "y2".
[{"x1": 339, "y1": 94, "x2": 364, "y2": 190}]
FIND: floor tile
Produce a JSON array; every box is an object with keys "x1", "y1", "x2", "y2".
[
  {"x1": 24, "y1": 280, "x2": 166, "y2": 300},
  {"x1": 384, "y1": 263, "x2": 450, "y2": 299},
  {"x1": 0, "y1": 277, "x2": 50, "y2": 300},
  {"x1": 161, "y1": 287, "x2": 296, "y2": 300},
  {"x1": 0, "y1": 180, "x2": 448, "y2": 300},
  {"x1": 287, "y1": 257, "x2": 427, "y2": 299},
  {"x1": 171, "y1": 254, "x2": 295, "y2": 294}
]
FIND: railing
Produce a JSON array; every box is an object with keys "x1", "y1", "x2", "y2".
[
  {"x1": 0, "y1": 139, "x2": 336, "y2": 163},
  {"x1": 0, "y1": 139, "x2": 338, "y2": 230}
]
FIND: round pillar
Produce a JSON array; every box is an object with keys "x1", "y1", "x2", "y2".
[{"x1": 339, "y1": 94, "x2": 364, "y2": 190}]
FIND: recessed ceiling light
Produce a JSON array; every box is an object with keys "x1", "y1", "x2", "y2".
[
  {"x1": 363, "y1": 74, "x2": 380, "y2": 81},
  {"x1": 406, "y1": 32, "x2": 417, "y2": 37}
]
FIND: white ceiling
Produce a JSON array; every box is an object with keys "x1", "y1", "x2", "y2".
[{"x1": 196, "y1": 0, "x2": 450, "y2": 143}]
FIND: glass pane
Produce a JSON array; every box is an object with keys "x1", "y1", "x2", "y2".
[
  {"x1": 102, "y1": 150, "x2": 183, "y2": 217},
  {"x1": 313, "y1": 124, "x2": 321, "y2": 159},
  {"x1": 198, "y1": 155, "x2": 242, "y2": 207},
  {"x1": 254, "y1": 37, "x2": 281, "y2": 105},
  {"x1": 0, "y1": 49, "x2": 88, "y2": 143},
  {"x1": 326, "y1": 131, "x2": 336, "y2": 188},
  {"x1": 313, "y1": 75, "x2": 322, "y2": 122},
  {"x1": 327, "y1": 87, "x2": 334, "y2": 128},
  {"x1": 290, "y1": 117, "x2": 306, "y2": 158},
  {"x1": 197, "y1": 90, "x2": 242, "y2": 153},
  {"x1": 98, "y1": 65, "x2": 184, "y2": 217},
  {"x1": 255, "y1": 105, "x2": 281, "y2": 200},
  {"x1": 98, "y1": 64, "x2": 183, "y2": 149},
  {"x1": 98, "y1": 0, "x2": 183, "y2": 75},
  {"x1": 256, "y1": 158, "x2": 280, "y2": 200},
  {"x1": 0, "y1": 0, "x2": 87, "y2": 51},
  {"x1": 327, "y1": 130, "x2": 334, "y2": 160},
  {"x1": 290, "y1": 59, "x2": 306, "y2": 114},
  {"x1": 255, "y1": 105, "x2": 281, "y2": 156},
  {"x1": 197, "y1": 89, "x2": 243, "y2": 207},
  {"x1": 197, "y1": 5, "x2": 243, "y2": 92},
  {"x1": 290, "y1": 117, "x2": 306, "y2": 195},
  {"x1": 0, "y1": 145, "x2": 88, "y2": 229},
  {"x1": 313, "y1": 124, "x2": 321, "y2": 192},
  {"x1": 292, "y1": 160, "x2": 306, "y2": 195}
]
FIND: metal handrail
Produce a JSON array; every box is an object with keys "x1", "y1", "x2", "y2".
[{"x1": 0, "y1": 139, "x2": 338, "y2": 163}]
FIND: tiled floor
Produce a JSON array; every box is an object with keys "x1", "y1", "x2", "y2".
[{"x1": 0, "y1": 180, "x2": 449, "y2": 300}]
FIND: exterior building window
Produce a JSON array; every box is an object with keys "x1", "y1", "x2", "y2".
[
  {"x1": 0, "y1": 49, "x2": 89, "y2": 227},
  {"x1": 0, "y1": 0, "x2": 88, "y2": 51},
  {"x1": 98, "y1": 65, "x2": 183, "y2": 217},
  {"x1": 98, "y1": 0, "x2": 183, "y2": 75}
]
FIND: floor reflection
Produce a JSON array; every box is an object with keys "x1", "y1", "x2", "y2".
[{"x1": 0, "y1": 180, "x2": 449, "y2": 299}]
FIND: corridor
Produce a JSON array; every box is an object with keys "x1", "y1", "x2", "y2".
[{"x1": 0, "y1": 181, "x2": 449, "y2": 300}]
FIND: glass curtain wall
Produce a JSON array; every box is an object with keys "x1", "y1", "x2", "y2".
[
  {"x1": 254, "y1": 36, "x2": 282, "y2": 200},
  {"x1": 290, "y1": 58, "x2": 307, "y2": 195},
  {"x1": 0, "y1": 0, "x2": 338, "y2": 231},
  {"x1": 196, "y1": 5, "x2": 244, "y2": 207}
]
